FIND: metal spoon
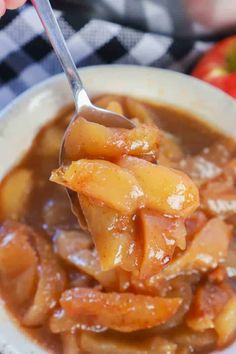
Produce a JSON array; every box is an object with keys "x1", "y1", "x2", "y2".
[{"x1": 31, "y1": 0, "x2": 134, "y2": 227}]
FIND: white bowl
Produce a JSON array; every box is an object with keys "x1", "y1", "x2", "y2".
[{"x1": 0, "y1": 65, "x2": 236, "y2": 354}]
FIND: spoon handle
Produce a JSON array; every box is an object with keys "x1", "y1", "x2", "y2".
[{"x1": 31, "y1": 0, "x2": 90, "y2": 110}]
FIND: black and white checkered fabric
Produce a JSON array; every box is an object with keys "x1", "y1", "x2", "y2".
[{"x1": 0, "y1": 2, "x2": 214, "y2": 110}]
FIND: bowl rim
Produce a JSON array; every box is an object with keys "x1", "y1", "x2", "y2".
[{"x1": 1, "y1": 64, "x2": 236, "y2": 122}]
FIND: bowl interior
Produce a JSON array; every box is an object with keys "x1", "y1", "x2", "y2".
[{"x1": 0, "y1": 65, "x2": 236, "y2": 354}]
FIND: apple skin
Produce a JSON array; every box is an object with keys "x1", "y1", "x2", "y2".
[{"x1": 192, "y1": 36, "x2": 236, "y2": 99}]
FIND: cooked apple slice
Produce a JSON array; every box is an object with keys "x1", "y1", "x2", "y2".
[
  {"x1": 186, "y1": 282, "x2": 234, "y2": 331},
  {"x1": 125, "y1": 97, "x2": 155, "y2": 126},
  {"x1": 80, "y1": 332, "x2": 177, "y2": 354},
  {"x1": 50, "y1": 159, "x2": 144, "y2": 215},
  {"x1": 0, "y1": 220, "x2": 38, "y2": 304},
  {"x1": 54, "y1": 230, "x2": 118, "y2": 288},
  {"x1": 64, "y1": 117, "x2": 159, "y2": 161},
  {"x1": 50, "y1": 309, "x2": 80, "y2": 334},
  {"x1": 53, "y1": 229, "x2": 93, "y2": 257},
  {"x1": 61, "y1": 332, "x2": 80, "y2": 354},
  {"x1": 94, "y1": 95, "x2": 123, "y2": 110},
  {"x1": 162, "y1": 218, "x2": 231, "y2": 279},
  {"x1": 37, "y1": 125, "x2": 64, "y2": 156},
  {"x1": 53, "y1": 229, "x2": 115, "y2": 287},
  {"x1": 23, "y1": 234, "x2": 66, "y2": 326},
  {"x1": 127, "y1": 124, "x2": 159, "y2": 161},
  {"x1": 80, "y1": 195, "x2": 140, "y2": 272},
  {"x1": 118, "y1": 156, "x2": 199, "y2": 217},
  {"x1": 185, "y1": 211, "x2": 207, "y2": 238},
  {"x1": 0, "y1": 168, "x2": 33, "y2": 219},
  {"x1": 68, "y1": 249, "x2": 119, "y2": 290},
  {"x1": 214, "y1": 296, "x2": 236, "y2": 347},
  {"x1": 60, "y1": 287, "x2": 182, "y2": 332},
  {"x1": 139, "y1": 210, "x2": 186, "y2": 278},
  {"x1": 159, "y1": 132, "x2": 184, "y2": 165},
  {"x1": 64, "y1": 118, "x2": 110, "y2": 161},
  {"x1": 169, "y1": 327, "x2": 217, "y2": 353},
  {"x1": 200, "y1": 159, "x2": 236, "y2": 219},
  {"x1": 106, "y1": 101, "x2": 124, "y2": 115}
]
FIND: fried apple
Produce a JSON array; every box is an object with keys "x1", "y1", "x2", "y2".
[
  {"x1": 125, "y1": 97, "x2": 155, "y2": 126},
  {"x1": 23, "y1": 234, "x2": 67, "y2": 326},
  {"x1": 106, "y1": 101, "x2": 124, "y2": 115},
  {"x1": 0, "y1": 221, "x2": 38, "y2": 304},
  {"x1": 37, "y1": 126, "x2": 64, "y2": 156},
  {"x1": 139, "y1": 210, "x2": 186, "y2": 278},
  {"x1": 60, "y1": 287, "x2": 182, "y2": 332},
  {"x1": 61, "y1": 332, "x2": 80, "y2": 354},
  {"x1": 0, "y1": 168, "x2": 33, "y2": 220},
  {"x1": 214, "y1": 296, "x2": 236, "y2": 347},
  {"x1": 186, "y1": 283, "x2": 234, "y2": 331},
  {"x1": 80, "y1": 332, "x2": 177, "y2": 354},
  {"x1": 200, "y1": 159, "x2": 236, "y2": 219},
  {"x1": 64, "y1": 118, "x2": 159, "y2": 161},
  {"x1": 50, "y1": 159, "x2": 144, "y2": 215},
  {"x1": 80, "y1": 195, "x2": 140, "y2": 272},
  {"x1": 162, "y1": 218, "x2": 231, "y2": 279},
  {"x1": 118, "y1": 156, "x2": 199, "y2": 217},
  {"x1": 49, "y1": 309, "x2": 80, "y2": 334}
]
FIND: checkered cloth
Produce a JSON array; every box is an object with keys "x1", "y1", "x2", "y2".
[{"x1": 0, "y1": 2, "x2": 214, "y2": 110}]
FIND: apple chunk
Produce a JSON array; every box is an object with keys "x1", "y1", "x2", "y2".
[
  {"x1": 0, "y1": 168, "x2": 33, "y2": 220},
  {"x1": 80, "y1": 332, "x2": 177, "y2": 354},
  {"x1": 64, "y1": 117, "x2": 160, "y2": 161},
  {"x1": 186, "y1": 282, "x2": 234, "y2": 332},
  {"x1": 0, "y1": 220, "x2": 38, "y2": 304},
  {"x1": 162, "y1": 218, "x2": 232, "y2": 279},
  {"x1": 80, "y1": 195, "x2": 140, "y2": 272},
  {"x1": 60, "y1": 287, "x2": 182, "y2": 332},
  {"x1": 118, "y1": 156, "x2": 199, "y2": 217},
  {"x1": 50, "y1": 159, "x2": 144, "y2": 215},
  {"x1": 139, "y1": 210, "x2": 186, "y2": 278},
  {"x1": 214, "y1": 296, "x2": 236, "y2": 347}
]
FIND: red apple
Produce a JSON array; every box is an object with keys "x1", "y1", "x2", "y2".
[{"x1": 192, "y1": 36, "x2": 236, "y2": 99}]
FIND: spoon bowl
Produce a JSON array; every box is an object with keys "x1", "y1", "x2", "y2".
[{"x1": 59, "y1": 103, "x2": 134, "y2": 228}]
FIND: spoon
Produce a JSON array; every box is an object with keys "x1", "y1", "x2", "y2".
[{"x1": 31, "y1": 0, "x2": 134, "y2": 227}]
